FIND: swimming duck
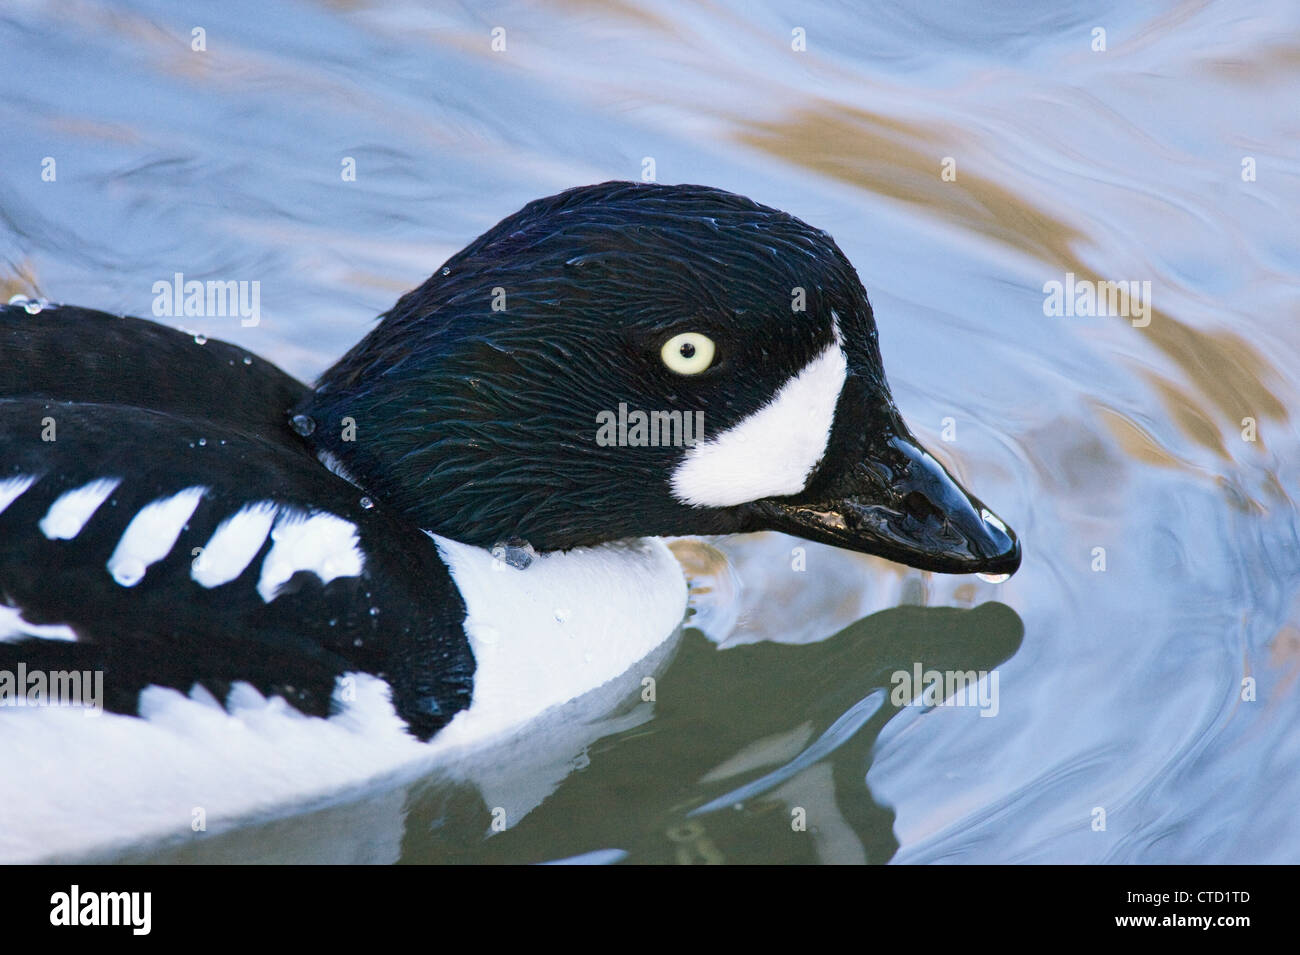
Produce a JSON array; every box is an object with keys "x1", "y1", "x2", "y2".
[{"x1": 0, "y1": 181, "x2": 1019, "y2": 860}]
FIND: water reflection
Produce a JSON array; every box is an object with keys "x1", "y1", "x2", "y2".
[{"x1": 112, "y1": 601, "x2": 1021, "y2": 864}]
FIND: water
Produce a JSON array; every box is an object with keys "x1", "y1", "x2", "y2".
[{"x1": 2, "y1": 0, "x2": 1298, "y2": 863}]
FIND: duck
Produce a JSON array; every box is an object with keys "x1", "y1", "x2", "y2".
[{"x1": 0, "y1": 181, "x2": 1019, "y2": 861}]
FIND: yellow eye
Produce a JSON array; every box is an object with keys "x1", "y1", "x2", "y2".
[{"x1": 661, "y1": 332, "x2": 715, "y2": 375}]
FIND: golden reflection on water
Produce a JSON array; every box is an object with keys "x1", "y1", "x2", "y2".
[{"x1": 734, "y1": 103, "x2": 1290, "y2": 474}]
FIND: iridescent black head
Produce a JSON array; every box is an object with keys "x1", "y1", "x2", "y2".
[{"x1": 299, "y1": 182, "x2": 1019, "y2": 576}]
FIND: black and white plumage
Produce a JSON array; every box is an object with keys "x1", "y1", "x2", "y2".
[
  {"x1": 1, "y1": 310, "x2": 473, "y2": 741},
  {"x1": 0, "y1": 182, "x2": 1020, "y2": 861}
]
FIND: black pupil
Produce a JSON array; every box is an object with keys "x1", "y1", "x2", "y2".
[{"x1": 679, "y1": 342, "x2": 696, "y2": 359}]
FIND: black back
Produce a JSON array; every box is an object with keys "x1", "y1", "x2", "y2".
[{"x1": 0, "y1": 305, "x2": 474, "y2": 739}]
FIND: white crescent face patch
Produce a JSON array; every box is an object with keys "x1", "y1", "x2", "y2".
[{"x1": 669, "y1": 339, "x2": 848, "y2": 508}]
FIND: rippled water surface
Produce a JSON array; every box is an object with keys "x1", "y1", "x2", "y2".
[{"x1": 3, "y1": 0, "x2": 1298, "y2": 863}]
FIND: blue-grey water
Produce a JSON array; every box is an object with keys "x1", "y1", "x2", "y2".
[{"x1": 2, "y1": 0, "x2": 1298, "y2": 863}]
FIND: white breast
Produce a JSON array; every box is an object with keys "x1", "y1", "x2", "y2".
[
  {"x1": 429, "y1": 535, "x2": 689, "y2": 746},
  {"x1": 0, "y1": 537, "x2": 688, "y2": 862}
]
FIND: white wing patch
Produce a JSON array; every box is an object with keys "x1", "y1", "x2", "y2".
[
  {"x1": 0, "y1": 475, "x2": 37, "y2": 516},
  {"x1": 257, "y1": 510, "x2": 364, "y2": 602},
  {"x1": 191, "y1": 501, "x2": 278, "y2": 589},
  {"x1": 24, "y1": 479, "x2": 363, "y2": 600},
  {"x1": 107, "y1": 486, "x2": 207, "y2": 587},
  {"x1": 39, "y1": 478, "x2": 122, "y2": 540},
  {"x1": 0, "y1": 604, "x2": 77, "y2": 643},
  {"x1": 670, "y1": 341, "x2": 848, "y2": 507}
]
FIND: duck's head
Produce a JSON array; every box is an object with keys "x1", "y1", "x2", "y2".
[{"x1": 301, "y1": 181, "x2": 1020, "y2": 577}]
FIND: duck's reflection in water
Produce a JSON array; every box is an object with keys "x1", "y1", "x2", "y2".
[{"x1": 112, "y1": 597, "x2": 1021, "y2": 864}]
